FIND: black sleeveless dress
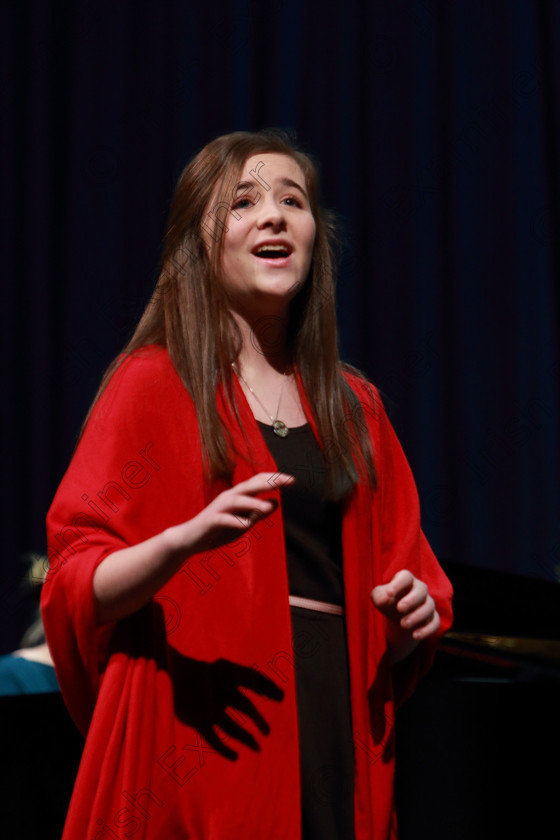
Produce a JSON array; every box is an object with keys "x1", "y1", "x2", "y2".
[{"x1": 257, "y1": 421, "x2": 356, "y2": 840}]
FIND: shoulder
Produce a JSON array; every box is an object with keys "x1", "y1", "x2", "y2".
[
  {"x1": 336, "y1": 364, "x2": 400, "y2": 460},
  {"x1": 80, "y1": 344, "x2": 198, "y2": 450},
  {"x1": 103, "y1": 344, "x2": 183, "y2": 395},
  {"x1": 95, "y1": 345, "x2": 193, "y2": 417},
  {"x1": 338, "y1": 363, "x2": 384, "y2": 418}
]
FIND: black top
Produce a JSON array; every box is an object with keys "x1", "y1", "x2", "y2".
[
  {"x1": 257, "y1": 421, "x2": 344, "y2": 605},
  {"x1": 258, "y1": 421, "x2": 356, "y2": 840}
]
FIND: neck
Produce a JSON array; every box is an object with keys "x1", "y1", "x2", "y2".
[
  {"x1": 232, "y1": 310, "x2": 291, "y2": 378},
  {"x1": 13, "y1": 642, "x2": 53, "y2": 666}
]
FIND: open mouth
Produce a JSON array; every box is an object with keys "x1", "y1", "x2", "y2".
[{"x1": 252, "y1": 244, "x2": 293, "y2": 260}]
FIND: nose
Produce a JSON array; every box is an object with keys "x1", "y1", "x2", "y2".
[{"x1": 256, "y1": 195, "x2": 287, "y2": 231}]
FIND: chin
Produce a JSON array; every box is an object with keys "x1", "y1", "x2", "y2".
[{"x1": 257, "y1": 279, "x2": 303, "y2": 301}]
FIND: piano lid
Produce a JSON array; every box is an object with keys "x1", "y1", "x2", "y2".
[
  {"x1": 440, "y1": 559, "x2": 560, "y2": 640},
  {"x1": 437, "y1": 560, "x2": 560, "y2": 681}
]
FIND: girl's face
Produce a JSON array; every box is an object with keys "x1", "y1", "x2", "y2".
[{"x1": 212, "y1": 153, "x2": 316, "y2": 317}]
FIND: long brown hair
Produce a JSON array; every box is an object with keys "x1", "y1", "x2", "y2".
[{"x1": 83, "y1": 129, "x2": 376, "y2": 498}]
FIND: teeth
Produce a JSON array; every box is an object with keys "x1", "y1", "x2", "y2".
[{"x1": 256, "y1": 244, "x2": 290, "y2": 255}]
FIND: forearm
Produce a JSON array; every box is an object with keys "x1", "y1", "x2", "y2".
[
  {"x1": 92, "y1": 519, "x2": 203, "y2": 625},
  {"x1": 92, "y1": 471, "x2": 289, "y2": 626}
]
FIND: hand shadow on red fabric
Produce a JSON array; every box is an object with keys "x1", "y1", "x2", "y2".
[
  {"x1": 166, "y1": 645, "x2": 285, "y2": 761},
  {"x1": 108, "y1": 602, "x2": 285, "y2": 761}
]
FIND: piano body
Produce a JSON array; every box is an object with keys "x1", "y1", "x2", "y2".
[{"x1": 396, "y1": 560, "x2": 560, "y2": 839}]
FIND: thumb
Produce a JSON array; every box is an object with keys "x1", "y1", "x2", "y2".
[{"x1": 371, "y1": 583, "x2": 393, "y2": 610}]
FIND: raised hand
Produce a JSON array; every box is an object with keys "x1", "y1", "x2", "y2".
[
  {"x1": 94, "y1": 472, "x2": 295, "y2": 625},
  {"x1": 173, "y1": 471, "x2": 295, "y2": 554}
]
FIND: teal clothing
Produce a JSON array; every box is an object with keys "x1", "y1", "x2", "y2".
[{"x1": 0, "y1": 654, "x2": 60, "y2": 695}]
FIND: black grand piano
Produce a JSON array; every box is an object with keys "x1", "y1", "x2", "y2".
[{"x1": 396, "y1": 560, "x2": 560, "y2": 839}]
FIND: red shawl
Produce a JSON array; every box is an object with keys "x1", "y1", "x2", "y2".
[{"x1": 42, "y1": 345, "x2": 453, "y2": 839}]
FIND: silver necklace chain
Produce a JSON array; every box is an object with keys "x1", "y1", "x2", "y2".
[{"x1": 232, "y1": 362, "x2": 290, "y2": 438}]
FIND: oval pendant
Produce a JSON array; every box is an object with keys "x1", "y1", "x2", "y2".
[{"x1": 273, "y1": 420, "x2": 289, "y2": 438}]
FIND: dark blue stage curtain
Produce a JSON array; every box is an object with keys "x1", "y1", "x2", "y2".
[{"x1": 1, "y1": 0, "x2": 559, "y2": 651}]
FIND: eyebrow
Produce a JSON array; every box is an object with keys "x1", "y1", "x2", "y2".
[
  {"x1": 234, "y1": 177, "x2": 308, "y2": 198},
  {"x1": 234, "y1": 180, "x2": 259, "y2": 195},
  {"x1": 278, "y1": 177, "x2": 307, "y2": 197}
]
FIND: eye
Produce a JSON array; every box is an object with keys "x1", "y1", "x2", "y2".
[
  {"x1": 232, "y1": 196, "x2": 254, "y2": 210},
  {"x1": 282, "y1": 196, "x2": 303, "y2": 208}
]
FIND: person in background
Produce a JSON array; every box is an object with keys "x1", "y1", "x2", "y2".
[{"x1": 0, "y1": 553, "x2": 59, "y2": 696}]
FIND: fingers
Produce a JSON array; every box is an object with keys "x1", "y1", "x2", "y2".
[
  {"x1": 399, "y1": 596, "x2": 438, "y2": 635},
  {"x1": 208, "y1": 681, "x2": 280, "y2": 756},
  {"x1": 234, "y1": 472, "x2": 295, "y2": 495},
  {"x1": 225, "y1": 492, "x2": 277, "y2": 519},
  {"x1": 191, "y1": 472, "x2": 296, "y2": 553},
  {"x1": 395, "y1": 578, "x2": 428, "y2": 615},
  {"x1": 370, "y1": 570, "x2": 414, "y2": 609},
  {"x1": 210, "y1": 691, "x2": 274, "y2": 756},
  {"x1": 408, "y1": 607, "x2": 440, "y2": 640},
  {"x1": 215, "y1": 495, "x2": 277, "y2": 531},
  {"x1": 371, "y1": 571, "x2": 440, "y2": 640},
  {"x1": 212, "y1": 473, "x2": 295, "y2": 529},
  {"x1": 214, "y1": 710, "x2": 261, "y2": 752},
  {"x1": 228, "y1": 690, "x2": 271, "y2": 735},
  {"x1": 203, "y1": 727, "x2": 240, "y2": 761},
  {"x1": 235, "y1": 664, "x2": 285, "y2": 701},
  {"x1": 371, "y1": 570, "x2": 425, "y2": 608},
  {"x1": 383, "y1": 569, "x2": 416, "y2": 603},
  {"x1": 197, "y1": 662, "x2": 282, "y2": 760}
]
